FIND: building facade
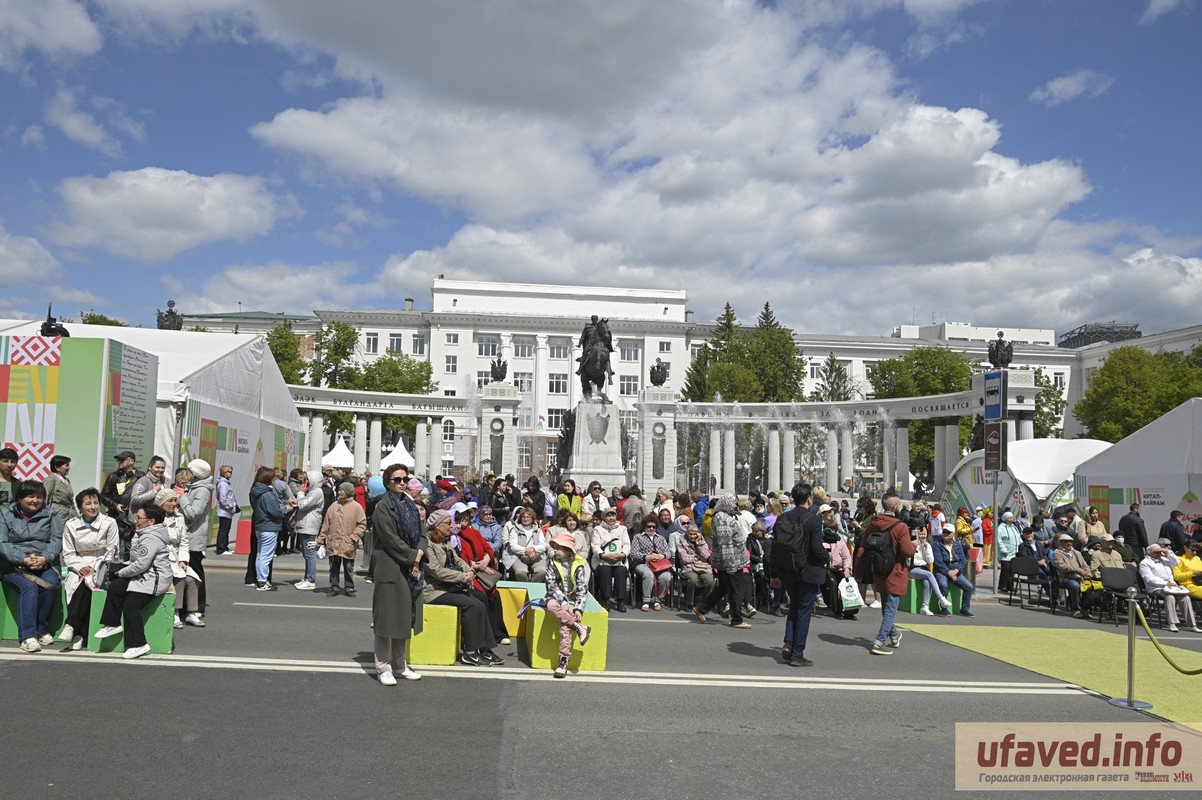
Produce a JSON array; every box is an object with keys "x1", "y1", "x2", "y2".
[{"x1": 185, "y1": 279, "x2": 1083, "y2": 481}]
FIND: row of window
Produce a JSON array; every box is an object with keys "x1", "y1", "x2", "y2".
[
  {"x1": 467, "y1": 368, "x2": 659, "y2": 396},
  {"x1": 363, "y1": 331, "x2": 678, "y2": 360}
]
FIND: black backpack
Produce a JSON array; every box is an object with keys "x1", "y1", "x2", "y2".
[
  {"x1": 862, "y1": 521, "x2": 901, "y2": 576},
  {"x1": 771, "y1": 510, "x2": 809, "y2": 573}
]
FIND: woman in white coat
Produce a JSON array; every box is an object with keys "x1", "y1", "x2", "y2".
[
  {"x1": 156, "y1": 489, "x2": 202, "y2": 628},
  {"x1": 57, "y1": 488, "x2": 120, "y2": 650}
]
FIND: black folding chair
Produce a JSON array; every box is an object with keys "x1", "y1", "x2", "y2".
[
  {"x1": 1098, "y1": 566, "x2": 1148, "y2": 626},
  {"x1": 1007, "y1": 556, "x2": 1044, "y2": 609}
]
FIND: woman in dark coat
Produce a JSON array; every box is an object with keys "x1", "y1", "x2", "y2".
[{"x1": 370, "y1": 467, "x2": 428, "y2": 686}]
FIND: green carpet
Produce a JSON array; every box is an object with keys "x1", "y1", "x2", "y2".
[{"x1": 904, "y1": 624, "x2": 1202, "y2": 726}]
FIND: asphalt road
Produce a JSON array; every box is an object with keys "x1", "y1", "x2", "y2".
[{"x1": 1, "y1": 559, "x2": 1185, "y2": 800}]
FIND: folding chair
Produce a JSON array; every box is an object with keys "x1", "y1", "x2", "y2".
[
  {"x1": 1098, "y1": 567, "x2": 1148, "y2": 626},
  {"x1": 1007, "y1": 557, "x2": 1043, "y2": 609}
]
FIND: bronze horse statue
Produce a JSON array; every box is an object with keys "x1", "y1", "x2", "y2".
[{"x1": 579, "y1": 341, "x2": 610, "y2": 399}]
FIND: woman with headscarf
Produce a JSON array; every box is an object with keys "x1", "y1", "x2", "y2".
[
  {"x1": 590, "y1": 506, "x2": 630, "y2": 612},
  {"x1": 58, "y1": 487, "x2": 119, "y2": 650},
  {"x1": 655, "y1": 507, "x2": 685, "y2": 564},
  {"x1": 693, "y1": 493, "x2": 753, "y2": 629},
  {"x1": 316, "y1": 481, "x2": 367, "y2": 597},
  {"x1": 370, "y1": 469, "x2": 428, "y2": 685},
  {"x1": 156, "y1": 488, "x2": 202, "y2": 628}
]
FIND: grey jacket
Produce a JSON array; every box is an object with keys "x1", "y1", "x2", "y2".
[
  {"x1": 180, "y1": 477, "x2": 214, "y2": 552},
  {"x1": 117, "y1": 523, "x2": 172, "y2": 595},
  {"x1": 128, "y1": 473, "x2": 163, "y2": 524},
  {"x1": 293, "y1": 483, "x2": 326, "y2": 539}
]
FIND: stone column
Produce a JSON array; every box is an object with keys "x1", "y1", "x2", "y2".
[
  {"x1": 825, "y1": 427, "x2": 838, "y2": 493},
  {"x1": 428, "y1": 417, "x2": 440, "y2": 477},
  {"x1": 534, "y1": 334, "x2": 549, "y2": 432},
  {"x1": 499, "y1": 332, "x2": 513, "y2": 366},
  {"x1": 723, "y1": 427, "x2": 736, "y2": 495},
  {"x1": 309, "y1": 413, "x2": 324, "y2": 470},
  {"x1": 353, "y1": 414, "x2": 368, "y2": 475},
  {"x1": 896, "y1": 423, "x2": 911, "y2": 500},
  {"x1": 946, "y1": 422, "x2": 962, "y2": 482},
  {"x1": 933, "y1": 423, "x2": 947, "y2": 496},
  {"x1": 368, "y1": 416, "x2": 383, "y2": 474},
  {"x1": 781, "y1": 426, "x2": 796, "y2": 492},
  {"x1": 708, "y1": 427, "x2": 721, "y2": 494},
  {"x1": 766, "y1": 427, "x2": 781, "y2": 494},
  {"x1": 1017, "y1": 416, "x2": 1034, "y2": 440},
  {"x1": 882, "y1": 425, "x2": 894, "y2": 494},
  {"x1": 414, "y1": 419, "x2": 428, "y2": 479},
  {"x1": 840, "y1": 426, "x2": 853, "y2": 495}
]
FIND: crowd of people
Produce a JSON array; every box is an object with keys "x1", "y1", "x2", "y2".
[{"x1": 4, "y1": 443, "x2": 1202, "y2": 674}]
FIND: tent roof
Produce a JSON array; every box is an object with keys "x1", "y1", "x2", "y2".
[
  {"x1": 0, "y1": 320, "x2": 302, "y2": 430},
  {"x1": 321, "y1": 438, "x2": 355, "y2": 468},
  {"x1": 951, "y1": 438, "x2": 1111, "y2": 499},
  {"x1": 1075, "y1": 398, "x2": 1202, "y2": 476},
  {"x1": 380, "y1": 439, "x2": 415, "y2": 470}
]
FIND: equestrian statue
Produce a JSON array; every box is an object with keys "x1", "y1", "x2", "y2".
[{"x1": 576, "y1": 314, "x2": 614, "y2": 399}]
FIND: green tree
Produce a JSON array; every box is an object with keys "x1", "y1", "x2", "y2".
[
  {"x1": 352, "y1": 350, "x2": 439, "y2": 442},
  {"x1": 310, "y1": 322, "x2": 359, "y2": 388},
  {"x1": 186, "y1": 326, "x2": 210, "y2": 332},
  {"x1": 710, "y1": 303, "x2": 739, "y2": 357},
  {"x1": 681, "y1": 343, "x2": 712, "y2": 402},
  {"x1": 810, "y1": 353, "x2": 855, "y2": 402},
  {"x1": 265, "y1": 323, "x2": 307, "y2": 385},
  {"x1": 736, "y1": 302, "x2": 806, "y2": 402},
  {"x1": 1033, "y1": 367, "x2": 1067, "y2": 439},
  {"x1": 870, "y1": 346, "x2": 974, "y2": 477},
  {"x1": 706, "y1": 362, "x2": 764, "y2": 403},
  {"x1": 79, "y1": 311, "x2": 127, "y2": 326},
  {"x1": 1074, "y1": 346, "x2": 1202, "y2": 441}
]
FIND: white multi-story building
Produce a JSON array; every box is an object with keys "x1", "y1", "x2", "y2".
[{"x1": 185, "y1": 279, "x2": 1083, "y2": 477}]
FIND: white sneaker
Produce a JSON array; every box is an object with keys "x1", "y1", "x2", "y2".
[
  {"x1": 920, "y1": 607, "x2": 935, "y2": 616},
  {"x1": 122, "y1": 644, "x2": 151, "y2": 660},
  {"x1": 19, "y1": 638, "x2": 40, "y2": 653},
  {"x1": 938, "y1": 597, "x2": 952, "y2": 609},
  {"x1": 294, "y1": 580, "x2": 314, "y2": 590},
  {"x1": 185, "y1": 613, "x2": 206, "y2": 627},
  {"x1": 57, "y1": 624, "x2": 75, "y2": 642},
  {"x1": 1168, "y1": 624, "x2": 1180, "y2": 632},
  {"x1": 173, "y1": 618, "x2": 184, "y2": 629},
  {"x1": 69, "y1": 636, "x2": 83, "y2": 651},
  {"x1": 37, "y1": 633, "x2": 54, "y2": 646},
  {"x1": 378, "y1": 671, "x2": 397, "y2": 686},
  {"x1": 1193, "y1": 627, "x2": 1202, "y2": 633},
  {"x1": 255, "y1": 582, "x2": 273, "y2": 591},
  {"x1": 499, "y1": 637, "x2": 512, "y2": 645},
  {"x1": 869, "y1": 600, "x2": 882, "y2": 609},
  {"x1": 94, "y1": 625, "x2": 123, "y2": 640},
  {"x1": 400, "y1": 667, "x2": 422, "y2": 681}
]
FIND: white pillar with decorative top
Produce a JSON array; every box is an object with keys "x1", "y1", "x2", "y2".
[
  {"x1": 414, "y1": 419, "x2": 428, "y2": 479},
  {"x1": 368, "y1": 416, "x2": 383, "y2": 474},
  {"x1": 353, "y1": 414, "x2": 368, "y2": 475},
  {"x1": 839, "y1": 426, "x2": 853, "y2": 495},
  {"x1": 309, "y1": 413, "x2": 324, "y2": 470},
  {"x1": 534, "y1": 335, "x2": 549, "y2": 433},
  {"x1": 708, "y1": 427, "x2": 721, "y2": 494},
  {"x1": 722, "y1": 427, "x2": 735, "y2": 495},
  {"x1": 766, "y1": 427, "x2": 781, "y2": 495},
  {"x1": 781, "y1": 426, "x2": 796, "y2": 492},
  {"x1": 825, "y1": 427, "x2": 838, "y2": 493},
  {"x1": 896, "y1": 423, "x2": 911, "y2": 500}
]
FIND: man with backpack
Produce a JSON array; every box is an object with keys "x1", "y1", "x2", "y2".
[
  {"x1": 770, "y1": 483, "x2": 828, "y2": 667},
  {"x1": 855, "y1": 491, "x2": 916, "y2": 656}
]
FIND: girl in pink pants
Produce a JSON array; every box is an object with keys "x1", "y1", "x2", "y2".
[{"x1": 546, "y1": 532, "x2": 592, "y2": 677}]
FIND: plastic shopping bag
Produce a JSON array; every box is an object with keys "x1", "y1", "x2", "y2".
[{"x1": 838, "y1": 577, "x2": 864, "y2": 611}]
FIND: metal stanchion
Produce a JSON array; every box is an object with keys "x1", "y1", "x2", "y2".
[{"x1": 1109, "y1": 586, "x2": 1153, "y2": 711}]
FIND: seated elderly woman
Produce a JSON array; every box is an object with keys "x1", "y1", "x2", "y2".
[
  {"x1": 155, "y1": 488, "x2": 202, "y2": 628},
  {"x1": 629, "y1": 514, "x2": 672, "y2": 612},
  {"x1": 502, "y1": 506, "x2": 547, "y2": 582},
  {"x1": 94, "y1": 503, "x2": 173, "y2": 660},
  {"x1": 590, "y1": 507, "x2": 630, "y2": 612},
  {"x1": 1140, "y1": 544, "x2": 1200, "y2": 633},
  {"x1": 454, "y1": 506, "x2": 509, "y2": 646},
  {"x1": 58, "y1": 487, "x2": 120, "y2": 650},
  {"x1": 675, "y1": 522, "x2": 714, "y2": 610},
  {"x1": 0, "y1": 480, "x2": 65, "y2": 652},
  {"x1": 423, "y1": 508, "x2": 504, "y2": 667}
]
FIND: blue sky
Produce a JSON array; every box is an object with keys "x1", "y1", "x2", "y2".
[{"x1": 0, "y1": 0, "x2": 1199, "y2": 337}]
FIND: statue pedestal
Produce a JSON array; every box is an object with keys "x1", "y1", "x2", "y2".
[
  {"x1": 565, "y1": 397, "x2": 625, "y2": 490},
  {"x1": 479, "y1": 382, "x2": 520, "y2": 477}
]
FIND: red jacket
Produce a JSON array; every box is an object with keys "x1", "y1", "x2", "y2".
[
  {"x1": 354, "y1": 485, "x2": 367, "y2": 511},
  {"x1": 457, "y1": 526, "x2": 498, "y2": 593},
  {"x1": 854, "y1": 513, "x2": 916, "y2": 597}
]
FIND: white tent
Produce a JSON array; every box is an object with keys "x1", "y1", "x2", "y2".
[
  {"x1": 322, "y1": 437, "x2": 355, "y2": 469},
  {"x1": 943, "y1": 438, "x2": 1110, "y2": 520},
  {"x1": 1074, "y1": 398, "x2": 1202, "y2": 534},
  {"x1": 0, "y1": 320, "x2": 306, "y2": 503},
  {"x1": 379, "y1": 438, "x2": 415, "y2": 470}
]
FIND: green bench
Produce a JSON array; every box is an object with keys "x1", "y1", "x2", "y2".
[{"x1": 899, "y1": 577, "x2": 964, "y2": 615}]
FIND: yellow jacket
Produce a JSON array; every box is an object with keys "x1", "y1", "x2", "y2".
[{"x1": 1172, "y1": 553, "x2": 1202, "y2": 599}]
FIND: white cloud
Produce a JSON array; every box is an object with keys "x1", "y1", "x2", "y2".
[
  {"x1": 314, "y1": 197, "x2": 393, "y2": 248},
  {"x1": 1030, "y1": 69, "x2": 1115, "y2": 106},
  {"x1": 0, "y1": 223, "x2": 61, "y2": 282},
  {"x1": 0, "y1": 0, "x2": 101, "y2": 71},
  {"x1": 19, "y1": 124, "x2": 45, "y2": 149},
  {"x1": 50, "y1": 167, "x2": 300, "y2": 262},
  {"x1": 1140, "y1": 0, "x2": 1185, "y2": 25},
  {"x1": 168, "y1": 261, "x2": 378, "y2": 314},
  {"x1": 45, "y1": 88, "x2": 123, "y2": 156}
]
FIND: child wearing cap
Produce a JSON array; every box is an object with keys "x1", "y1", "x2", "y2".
[{"x1": 546, "y1": 531, "x2": 592, "y2": 678}]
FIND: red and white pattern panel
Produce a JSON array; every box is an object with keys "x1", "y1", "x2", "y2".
[{"x1": 10, "y1": 337, "x2": 62, "y2": 367}]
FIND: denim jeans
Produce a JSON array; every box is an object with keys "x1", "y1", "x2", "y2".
[
  {"x1": 909, "y1": 567, "x2": 945, "y2": 606},
  {"x1": 255, "y1": 529, "x2": 278, "y2": 584},
  {"x1": 780, "y1": 573, "x2": 820, "y2": 659},
  {"x1": 1059, "y1": 577, "x2": 1081, "y2": 612},
  {"x1": 874, "y1": 593, "x2": 901, "y2": 646},
  {"x1": 299, "y1": 534, "x2": 317, "y2": 582},
  {"x1": 1, "y1": 566, "x2": 61, "y2": 641},
  {"x1": 935, "y1": 572, "x2": 974, "y2": 611}
]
